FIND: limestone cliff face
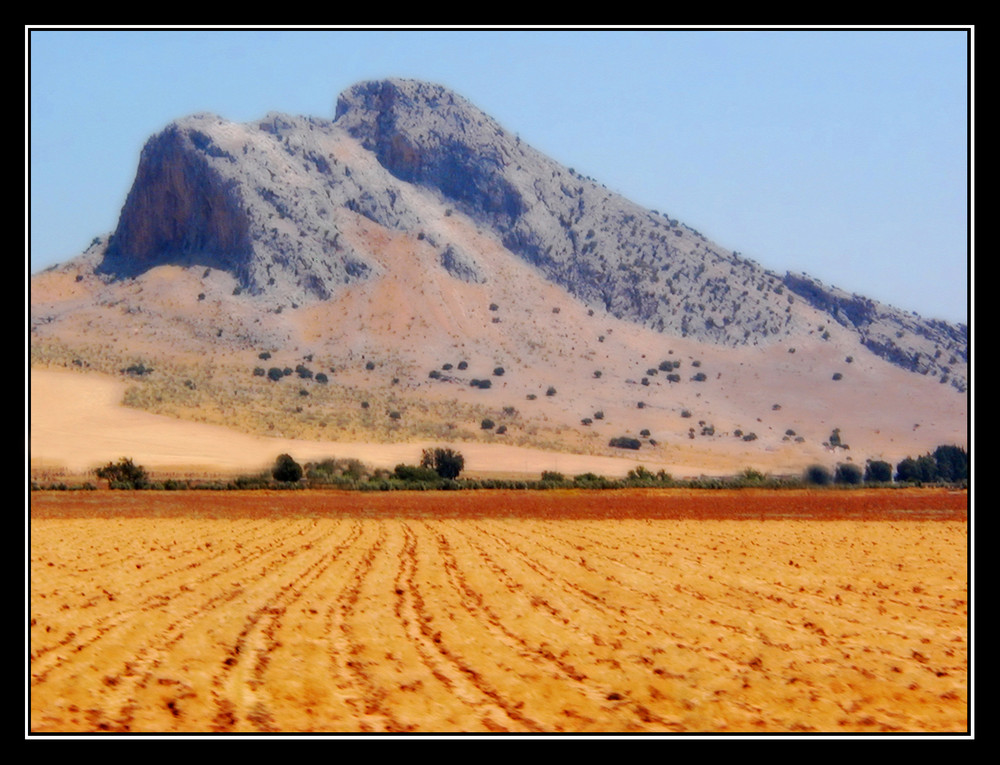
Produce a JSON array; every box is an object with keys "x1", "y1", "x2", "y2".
[
  {"x1": 94, "y1": 79, "x2": 967, "y2": 389},
  {"x1": 99, "y1": 112, "x2": 390, "y2": 304},
  {"x1": 100, "y1": 123, "x2": 253, "y2": 280}
]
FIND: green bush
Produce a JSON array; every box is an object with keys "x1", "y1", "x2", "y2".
[
  {"x1": 267, "y1": 367, "x2": 284, "y2": 382},
  {"x1": 395, "y1": 463, "x2": 442, "y2": 483},
  {"x1": 803, "y1": 464, "x2": 832, "y2": 486},
  {"x1": 834, "y1": 463, "x2": 863, "y2": 485},
  {"x1": 420, "y1": 448, "x2": 465, "y2": 479},
  {"x1": 95, "y1": 457, "x2": 148, "y2": 489},
  {"x1": 272, "y1": 454, "x2": 303, "y2": 483},
  {"x1": 609, "y1": 436, "x2": 641, "y2": 450},
  {"x1": 864, "y1": 460, "x2": 893, "y2": 483},
  {"x1": 933, "y1": 445, "x2": 968, "y2": 482}
]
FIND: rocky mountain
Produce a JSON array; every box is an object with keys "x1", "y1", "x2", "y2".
[
  {"x1": 30, "y1": 78, "x2": 967, "y2": 473},
  {"x1": 92, "y1": 78, "x2": 966, "y2": 391}
]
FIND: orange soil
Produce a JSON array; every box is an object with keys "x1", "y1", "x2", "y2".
[{"x1": 29, "y1": 489, "x2": 968, "y2": 734}]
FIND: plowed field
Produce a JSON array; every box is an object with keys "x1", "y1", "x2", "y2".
[{"x1": 29, "y1": 489, "x2": 968, "y2": 734}]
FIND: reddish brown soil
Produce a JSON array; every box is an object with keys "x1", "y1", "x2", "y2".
[{"x1": 30, "y1": 487, "x2": 967, "y2": 521}]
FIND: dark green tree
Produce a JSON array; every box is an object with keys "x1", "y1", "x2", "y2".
[
  {"x1": 420, "y1": 448, "x2": 465, "y2": 479},
  {"x1": 864, "y1": 459, "x2": 893, "y2": 483},
  {"x1": 834, "y1": 463, "x2": 863, "y2": 485},
  {"x1": 95, "y1": 457, "x2": 148, "y2": 489},
  {"x1": 804, "y1": 464, "x2": 832, "y2": 486},
  {"x1": 272, "y1": 454, "x2": 303, "y2": 483},
  {"x1": 933, "y1": 445, "x2": 968, "y2": 482},
  {"x1": 894, "y1": 457, "x2": 921, "y2": 483}
]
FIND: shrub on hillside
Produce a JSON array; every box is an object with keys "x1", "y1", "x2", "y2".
[{"x1": 609, "y1": 436, "x2": 641, "y2": 450}]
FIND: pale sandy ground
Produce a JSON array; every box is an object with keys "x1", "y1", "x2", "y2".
[{"x1": 29, "y1": 369, "x2": 701, "y2": 479}]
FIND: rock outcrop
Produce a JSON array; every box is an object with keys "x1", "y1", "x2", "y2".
[{"x1": 783, "y1": 272, "x2": 968, "y2": 391}]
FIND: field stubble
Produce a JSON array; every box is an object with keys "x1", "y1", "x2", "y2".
[{"x1": 29, "y1": 489, "x2": 968, "y2": 734}]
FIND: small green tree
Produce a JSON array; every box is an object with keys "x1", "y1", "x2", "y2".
[
  {"x1": 421, "y1": 448, "x2": 465, "y2": 480},
  {"x1": 864, "y1": 459, "x2": 893, "y2": 483},
  {"x1": 272, "y1": 454, "x2": 303, "y2": 483},
  {"x1": 835, "y1": 463, "x2": 863, "y2": 485},
  {"x1": 95, "y1": 457, "x2": 148, "y2": 489},
  {"x1": 933, "y1": 445, "x2": 968, "y2": 482},
  {"x1": 804, "y1": 464, "x2": 832, "y2": 486}
]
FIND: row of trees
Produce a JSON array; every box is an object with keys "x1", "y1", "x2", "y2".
[
  {"x1": 804, "y1": 444, "x2": 968, "y2": 486},
  {"x1": 83, "y1": 445, "x2": 967, "y2": 491}
]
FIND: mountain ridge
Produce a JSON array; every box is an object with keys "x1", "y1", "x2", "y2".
[{"x1": 89, "y1": 77, "x2": 966, "y2": 390}]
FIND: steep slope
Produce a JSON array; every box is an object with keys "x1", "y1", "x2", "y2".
[{"x1": 334, "y1": 79, "x2": 967, "y2": 390}]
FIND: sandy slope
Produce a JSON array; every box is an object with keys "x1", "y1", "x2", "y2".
[{"x1": 29, "y1": 369, "x2": 701, "y2": 478}]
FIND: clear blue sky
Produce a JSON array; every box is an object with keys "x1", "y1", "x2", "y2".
[{"x1": 28, "y1": 27, "x2": 971, "y2": 324}]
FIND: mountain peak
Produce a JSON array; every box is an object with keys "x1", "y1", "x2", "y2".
[{"x1": 86, "y1": 78, "x2": 965, "y2": 390}]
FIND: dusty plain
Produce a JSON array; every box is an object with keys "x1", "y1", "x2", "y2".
[{"x1": 29, "y1": 488, "x2": 968, "y2": 735}]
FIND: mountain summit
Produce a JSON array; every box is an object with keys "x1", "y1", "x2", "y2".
[{"x1": 31, "y1": 79, "x2": 967, "y2": 473}]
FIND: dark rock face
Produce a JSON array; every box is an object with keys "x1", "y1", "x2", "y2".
[
  {"x1": 99, "y1": 125, "x2": 253, "y2": 280},
  {"x1": 336, "y1": 80, "x2": 524, "y2": 230}
]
